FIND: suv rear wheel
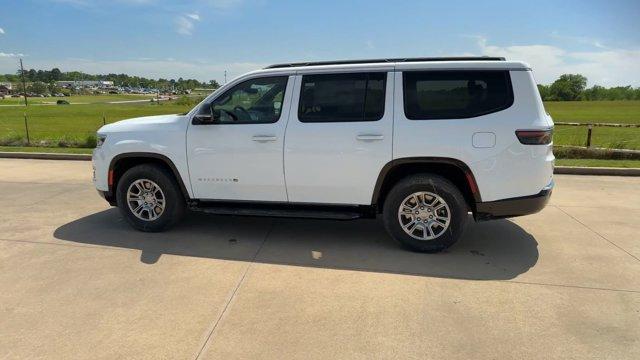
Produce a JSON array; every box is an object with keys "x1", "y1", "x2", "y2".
[
  {"x1": 116, "y1": 164, "x2": 186, "y2": 232},
  {"x1": 382, "y1": 174, "x2": 468, "y2": 252}
]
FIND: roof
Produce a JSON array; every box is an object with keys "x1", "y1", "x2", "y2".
[
  {"x1": 204, "y1": 57, "x2": 529, "y2": 98},
  {"x1": 265, "y1": 57, "x2": 506, "y2": 69}
]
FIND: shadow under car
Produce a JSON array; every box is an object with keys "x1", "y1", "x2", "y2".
[{"x1": 54, "y1": 209, "x2": 538, "y2": 281}]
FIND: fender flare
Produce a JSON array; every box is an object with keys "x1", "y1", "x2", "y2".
[
  {"x1": 371, "y1": 157, "x2": 482, "y2": 205},
  {"x1": 108, "y1": 152, "x2": 191, "y2": 201}
]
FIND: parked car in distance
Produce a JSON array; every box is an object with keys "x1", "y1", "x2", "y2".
[{"x1": 92, "y1": 57, "x2": 554, "y2": 252}]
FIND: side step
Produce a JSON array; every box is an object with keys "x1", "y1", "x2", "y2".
[{"x1": 189, "y1": 201, "x2": 373, "y2": 220}]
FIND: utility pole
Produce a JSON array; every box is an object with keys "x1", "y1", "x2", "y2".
[
  {"x1": 224, "y1": 70, "x2": 227, "y2": 84},
  {"x1": 19, "y1": 58, "x2": 28, "y2": 107}
]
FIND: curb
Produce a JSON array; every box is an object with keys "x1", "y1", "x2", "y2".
[
  {"x1": 554, "y1": 166, "x2": 640, "y2": 176},
  {"x1": 0, "y1": 151, "x2": 91, "y2": 161},
  {"x1": 1, "y1": 152, "x2": 639, "y2": 176}
]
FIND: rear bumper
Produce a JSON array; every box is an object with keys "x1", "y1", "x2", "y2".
[{"x1": 474, "y1": 181, "x2": 553, "y2": 221}]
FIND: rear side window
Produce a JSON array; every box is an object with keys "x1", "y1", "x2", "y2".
[
  {"x1": 403, "y1": 71, "x2": 513, "y2": 120},
  {"x1": 299, "y1": 72, "x2": 386, "y2": 122}
]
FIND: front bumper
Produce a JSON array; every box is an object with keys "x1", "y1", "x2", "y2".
[
  {"x1": 97, "y1": 190, "x2": 117, "y2": 206},
  {"x1": 474, "y1": 181, "x2": 554, "y2": 221}
]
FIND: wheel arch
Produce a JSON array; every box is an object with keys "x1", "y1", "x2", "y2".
[
  {"x1": 372, "y1": 157, "x2": 481, "y2": 212},
  {"x1": 108, "y1": 152, "x2": 191, "y2": 202}
]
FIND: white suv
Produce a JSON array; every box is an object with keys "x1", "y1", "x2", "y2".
[{"x1": 93, "y1": 57, "x2": 554, "y2": 252}]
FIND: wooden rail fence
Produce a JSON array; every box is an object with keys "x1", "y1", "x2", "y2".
[{"x1": 554, "y1": 122, "x2": 639, "y2": 148}]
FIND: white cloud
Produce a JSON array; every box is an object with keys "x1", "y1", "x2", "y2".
[
  {"x1": 0, "y1": 27, "x2": 5, "y2": 35},
  {"x1": 175, "y1": 13, "x2": 201, "y2": 35},
  {"x1": 550, "y1": 31, "x2": 608, "y2": 49},
  {"x1": 0, "y1": 52, "x2": 24, "y2": 57},
  {"x1": 468, "y1": 36, "x2": 640, "y2": 87},
  {"x1": 175, "y1": 16, "x2": 194, "y2": 35}
]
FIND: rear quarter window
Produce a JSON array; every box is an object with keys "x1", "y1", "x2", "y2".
[{"x1": 403, "y1": 70, "x2": 514, "y2": 120}]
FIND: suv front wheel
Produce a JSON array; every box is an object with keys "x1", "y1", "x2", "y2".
[
  {"x1": 116, "y1": 164, "x2": 186, "y2": 232},
  {"x1": 382, "y1": 174, "x2": 468, "y2": 252}
]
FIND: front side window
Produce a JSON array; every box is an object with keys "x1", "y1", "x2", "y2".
[
  {"x1": 298, "y1": 72, "x2": 386, "y2": 123},
  {"x1": 403, "y1": 70, "x2": 513, "y2": 120},
  {"x1": 205, "y1": 76, "x2": 288, "y2": 124}
]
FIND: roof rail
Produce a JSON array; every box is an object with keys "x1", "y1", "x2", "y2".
[{"x1": 264, "y1": 56, "x2": 506, "y2": 69}]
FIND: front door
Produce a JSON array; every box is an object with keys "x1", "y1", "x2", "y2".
[
  {"x1": 187, "y1": 75, "x2": 293, "y2": 201},
  {"x1": 284, "y1": 70, "x2": 394, "y2": 205}
]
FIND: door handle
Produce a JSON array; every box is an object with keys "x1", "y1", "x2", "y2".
[
  {"x1": 356, "y1": 134, "x2": 384, "y2": 141},
  {"x1": 252, "y1": 135, "x2": 277, "y2": 142}
]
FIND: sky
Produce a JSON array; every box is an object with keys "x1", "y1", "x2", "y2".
[{"x1": 0, "y1": 0, "x2": 639, "y2": 86}]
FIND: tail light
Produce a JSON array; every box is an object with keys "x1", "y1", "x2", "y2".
[{"x1": 515, "y1": 128, "x2": 553, "y2": 145}]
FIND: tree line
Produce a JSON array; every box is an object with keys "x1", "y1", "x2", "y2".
[
  {"x1": 0, "y1": 68, "x2": 220, "y2": 91},
  {"x1": 537, "y1": 74, "x2": 640, "y2": 101}
]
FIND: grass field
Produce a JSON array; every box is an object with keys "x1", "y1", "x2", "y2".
[
  {"x1": 0, "y1": 99, "x2": 192, "y2": 146},
  {"x1": 0, "y1": 96, "x2": 639, "y2": 149},
  {"x1": 544, "y1": 100, "x2": 640, "y2": 123},
  {"x1": 0, "y1": 94, "x2": 155, "y2": 105},
  {"x1": 0, "y1": 146, "x2": 93, "y2": 154},
  {"x1": 552, "y1": 126, "x2": 640, "y2": 149},
  {"x1": 545, "y1": 100, "x2": 640, "y2": 149}
]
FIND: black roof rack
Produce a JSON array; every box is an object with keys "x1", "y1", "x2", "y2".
[{"x1": 265, "y1": 56, "x2": 505, "y2": 69}]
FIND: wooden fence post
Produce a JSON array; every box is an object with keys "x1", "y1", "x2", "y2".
[{"x1": 586, "y1": 124, "x2": 593, "y2": 148}]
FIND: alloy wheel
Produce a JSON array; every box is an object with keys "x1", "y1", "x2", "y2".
[
  {"x1": 126, "y1": 179, "x2": 166, "y2": 221},
  {"x1": 397, "y1": 191, "x2": 451, "y2": 240}
]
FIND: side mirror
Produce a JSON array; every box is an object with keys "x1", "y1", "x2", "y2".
[{"x1": 192, "y1": 104, "x2": 219, "y2": 125}]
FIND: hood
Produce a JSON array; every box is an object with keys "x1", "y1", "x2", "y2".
[{"x1": 98, "y1": 114, "x2": 187, "y2": 133}]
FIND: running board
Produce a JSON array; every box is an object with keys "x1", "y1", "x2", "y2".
[{"x1": 189, "y1": 201, "x2": 374, "y2": 220}]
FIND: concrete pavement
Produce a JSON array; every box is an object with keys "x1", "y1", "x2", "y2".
[{"x1": 0, "y1": 159, "x2": 638, "y2": 359}]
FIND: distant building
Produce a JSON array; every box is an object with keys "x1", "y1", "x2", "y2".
[
  {"x1": 56, "y1": 80, "x2": 114, "y2": 88},
  {"x1": 0, "y1": 85, "x2": 11, "y2": 96}
]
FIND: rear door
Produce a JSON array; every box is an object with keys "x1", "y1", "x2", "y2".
[{"x1": 284, "y1": 69, "x2": 394, "y2": 204}]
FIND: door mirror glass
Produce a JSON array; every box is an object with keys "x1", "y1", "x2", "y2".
[{"x1": 192, "y1": 103, "x2": 218, "y2": 125}]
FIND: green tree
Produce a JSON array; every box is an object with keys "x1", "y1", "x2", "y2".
[
  {"x1": 537, "y1": 84, "x2": 551, "y2": 101},
  {"x1": 28, "y1": 81, "x2": 49, "y2": 95},
  {"x1": 549, "y1": 74, "x2": 587, "y2": 101},
  {"x1": 48, "y1": 82, "x2": 62, "y2": 94},
  {"x1": 49, "y1": 68, "x2": 62, "y2": 82},
  {"x1": 581, "y1": 85, "x2": 606, "y2": 100}
]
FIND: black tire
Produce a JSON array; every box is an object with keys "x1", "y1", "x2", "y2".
[
  {"x1": 116, "y1": 163, "x2": 186, "y2": 232},
  {"x1": 382, "y1": 174, "x2": 468, "y2": 252}
]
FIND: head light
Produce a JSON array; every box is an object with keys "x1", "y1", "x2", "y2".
[{"x1": 96, "y1": 134, "x2": 107, "y2": 148}]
